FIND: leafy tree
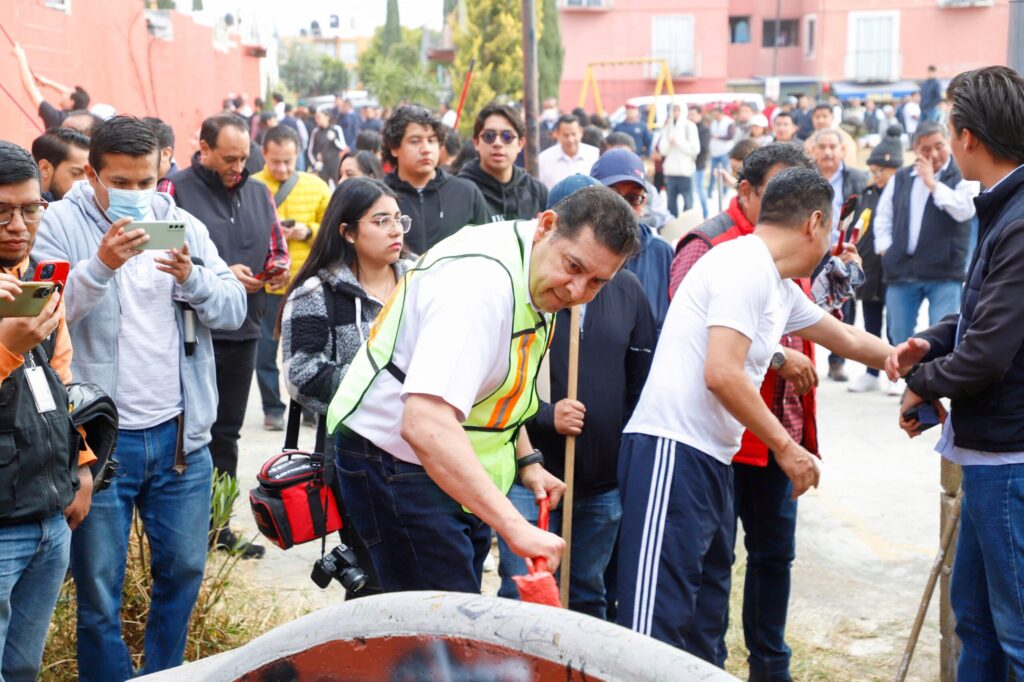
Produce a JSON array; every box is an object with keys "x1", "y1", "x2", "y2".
[
  {"x1": 358, "y1": 25, "x2": 424, "y2": 81},
  {"x1": 320, "y1": 56, "x2": 350, "y2": 96},
  {"x1": 538, "y1": 0, "x2": 563, "y2": 101},
  {"x1": 382, "y1": 0, "x2": 402, "y2": 57},
  {"x1": 363, "y1": 57, "x2": 439, "y2": 109},
  {"x1": 453, "y1": 0, "x2": 543, "y2": 136},
  {"x1": 279, "y1": 42, "x2": 323, "y2": 97}
]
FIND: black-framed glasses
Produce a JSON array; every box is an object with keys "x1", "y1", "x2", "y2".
[
  {"x1": 0, "y1": 201, "x2": 48, "y2": 226},
  {"x1": 480, "y1": 130, "x2": 519, "y2": 145},
  {"x1": 364, "y1": 214, "x2": 412, "y2": 234}
]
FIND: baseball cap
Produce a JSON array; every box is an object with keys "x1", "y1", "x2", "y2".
[
  {"x1": 547, "y1": 174, "x2": 601, "y2": 210},
  {"x1": 750, "y1": 114, "x2": 769, "y2": 128},
  {"x1": 589, "y1": 148, "x2": 646, "y2": 190}
]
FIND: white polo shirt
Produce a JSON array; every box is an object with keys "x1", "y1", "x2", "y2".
[
  {"x1": 344, "y1": 221, "x2": 547, "y2": 465},
  {"x1": 538, "y1": 142, "x2": 600, "y2": 189},
  {"x1": 624, "y1": 235, "x2": 824, "y2": 464}
]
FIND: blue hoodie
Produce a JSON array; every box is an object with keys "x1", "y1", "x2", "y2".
[{"x1": 33, "y1": 181, "x2": 246, "y2": 454}]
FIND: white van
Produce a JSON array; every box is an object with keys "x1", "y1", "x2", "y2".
[{"x1": 608, "y1": 93, "x2": 766, "y2": 128}]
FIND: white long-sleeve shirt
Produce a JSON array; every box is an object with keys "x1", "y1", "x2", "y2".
[{"x1": 873, "y1": 158, "x2": 980, "y2": 255}]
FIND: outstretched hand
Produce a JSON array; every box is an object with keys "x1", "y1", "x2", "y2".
[{"x1": 885, "y1": 337, "x2": 931, "y2": 381}]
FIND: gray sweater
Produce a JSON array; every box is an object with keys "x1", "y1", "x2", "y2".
[{"x1": 33, "y1": 182, "x2": 246, "y2": 454}]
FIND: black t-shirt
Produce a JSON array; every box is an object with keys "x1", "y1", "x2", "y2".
[{"x1": 39, "y1": 101, "x2": 66, "y2": 129}]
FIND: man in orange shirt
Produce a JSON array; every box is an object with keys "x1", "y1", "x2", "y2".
[{"x1": 0, "y1": 139, "x2": 94, "y2": 682}]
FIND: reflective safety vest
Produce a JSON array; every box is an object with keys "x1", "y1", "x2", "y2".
[{"x1": 326, "y1": 220, "x2": 553, "y2": 499}]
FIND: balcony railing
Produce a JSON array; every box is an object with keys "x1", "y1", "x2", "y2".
[
  {"x1": 649, "y1": 50, "x2": 702, "y2": 79},
  {"x1": 844, "y1": 50, "x2": 902, "y2": 83}
]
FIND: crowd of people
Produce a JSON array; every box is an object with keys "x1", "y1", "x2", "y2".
[{"x1": 1, "y1": 42, "x2": 1023, "y2": 682}]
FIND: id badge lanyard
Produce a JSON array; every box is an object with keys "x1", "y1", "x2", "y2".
[{"x1": 23, "y1": 351, "x2": 57, "y2": 414}]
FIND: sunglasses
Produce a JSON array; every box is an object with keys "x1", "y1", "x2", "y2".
[{"x1": 479, "y1": 130, "x2": 519, "y2": 145}]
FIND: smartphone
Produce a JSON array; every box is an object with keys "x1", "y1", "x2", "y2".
[
  {"x1": 130, "y1": 220, "x2": 186, "y2": 251},
  {"x1": 0, "y1": 281, "x2": 57, "y2": 318},
  {"x1": 280, "y1": 219, "x2": 296, "y2": 228},
  {"x1": 34, "y1": 260, "x2": 70, "y2": 291},
  {"x1": 903, "y1": 403, "x2": 941, "y2": 432},
  {"x1": 255, "y1": 263, "x2": 288, "y2": 282}
]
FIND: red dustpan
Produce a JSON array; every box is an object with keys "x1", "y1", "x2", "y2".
[{"x1": 512, "y1": 498, "x2": 562, "y2": 608}]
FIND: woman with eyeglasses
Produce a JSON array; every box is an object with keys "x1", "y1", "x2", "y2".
[
  {"x1": 279, "y1": 177, "x2": 410, "y2": 597},
  {"x1": 280, "y1": 177, "x2": 410, "y2": 417}
]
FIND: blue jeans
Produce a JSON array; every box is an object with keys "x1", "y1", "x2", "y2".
[
  {"x1": 885, "y1": 280, "x2": 962, "y2": 346},
  {"x1": 665, "y1": 175, "x2": 694, "y2": 219},
  {"x1": 0, "y1": 514, "x2": 70, "y2": 682},
  {"x1": 694, "y1": 168, "x2": 710, "y2": 219},
  {"x1": 334, "y1": 430, "x2": 491, "y2": 593},
  {"x1": 732, "y1": 454, "x2": 798, "y2": 680},
  {"x1": 952, "y1": 463, "x2": 1024, "y2": 681},
  {"x1": 708, "y1": 154, "x2": 730, "y2": 194},
  {"x1": 71, "y1": 418, "x2": 213, "y2": 682},
  {"x1": 496, "y1": 484, "x2": 622, "y2": 619},
  {"x1": 617, "y1": 434, "x2": 734, "y2": 665},
  {"x1": 256, "y1": 293, "x2": 286, "y2": 417}
]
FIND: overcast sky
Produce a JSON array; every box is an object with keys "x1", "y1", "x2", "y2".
[{"x1": 195, "y1": 0, "x2": 446, "y2": 36}]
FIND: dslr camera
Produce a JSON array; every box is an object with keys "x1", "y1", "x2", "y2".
[{"x1": 311, "y1": 543, "x2": 368, "y2": 593}]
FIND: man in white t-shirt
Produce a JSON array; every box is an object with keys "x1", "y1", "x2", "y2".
[
  {"x1": 616, "y1": 167, "x2": 893, "y2": 666},
  {"x1": 327, "y1": 187, "x2": 642, "y2": 593},
  {"x1": 538, "y1": 115, "x2": 600, "y2": 189}
]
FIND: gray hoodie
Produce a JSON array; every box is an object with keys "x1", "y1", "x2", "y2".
[{"x1": 33, "y1": 181, "x2": 246, "y2": 454}]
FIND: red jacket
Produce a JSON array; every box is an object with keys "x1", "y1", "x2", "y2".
[{"x1": 674, "y1": 198, "x2": 819, "y2": 467}]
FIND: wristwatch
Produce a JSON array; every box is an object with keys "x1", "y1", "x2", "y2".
[
  {"x1": 770, "y1": 348, "x2": 787, "y2": 371},
  {"x1": 516, "y1": 449, "x2": 545, "y2": 470}
]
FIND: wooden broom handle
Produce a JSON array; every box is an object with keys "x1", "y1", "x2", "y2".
[{"x1": 559, "y1": 304, "x2": 581, "y2": 607}]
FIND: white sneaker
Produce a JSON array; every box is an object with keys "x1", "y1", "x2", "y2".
[
  {"x1": 886, "y1": 379, "x2": 904, "y2": 396},
  {"x1": 848, "y1": 373, "x2": 880, "y2": 393}
]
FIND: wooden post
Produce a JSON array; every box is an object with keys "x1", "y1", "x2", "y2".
[
  {"x1": 940, "y1": 458, "x2": 962, "y2": 681},
  {"x1": 520, "y1": 0, "x2": 540, "y2": 178}
]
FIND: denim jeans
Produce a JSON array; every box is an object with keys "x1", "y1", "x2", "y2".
[
  {"x1": 71, "y1": 418, "x2": 213, "y2": 682},
  {"x1": 334, "y1": 430, "x2": 492, "y2": 593},
  {"x1": 496, "y1": 484, "x2": 622, "y2": 619},
  {"x1": 952, "y1": 463, "x2": 1024, "y2": 681},
  {"x1": 665, "y1": 175, "x2": 694, "y2": 218},
  {"x1": 0, "y1": 514, "x2": 70, "y2": 682},
  {"x1": 256, "y1": 292, "x2": 286, "y2": 418},
  {"x1": 694, "y1": 168, "x2": 710, "y2": 219},
  {"x1": 885, "y1": 280, "x2": 962, "y2": 347},
  {"x1": 708, "y1": 154, "x2": 730, "y2": 195},
  {"x1": 732, "y1": 454, "x2": 798, "y2": 680}
]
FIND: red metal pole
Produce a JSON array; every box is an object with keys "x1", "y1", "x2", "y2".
[{"x1": 453, "y1": 58, "x2": 476, "y2": 129}]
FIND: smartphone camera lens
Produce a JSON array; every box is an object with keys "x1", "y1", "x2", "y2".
[
  {"x1": 34, "y1": 287, "x2": 52, "y2": 299},
  {"x1": 40, "y1": 265, "x2": 54, "y2": 278}
]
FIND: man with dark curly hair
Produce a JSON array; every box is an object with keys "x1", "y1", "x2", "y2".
[{"x1": 382, "y1": 105, "x2": 489, "y2": 254}]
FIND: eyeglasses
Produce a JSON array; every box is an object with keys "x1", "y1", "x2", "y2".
[
  {"x1": 363, "y1": 214, "x2": 412, "y2": 233},
  {"x1": 618, "y1": 192, "x2": 647, "y2": 207},
  {"x1": 480, "y1": 130, "x2": 519, "y2": 145},
  {"x1": 0, "y1": 201, "x2": 48, "y2": 226}
]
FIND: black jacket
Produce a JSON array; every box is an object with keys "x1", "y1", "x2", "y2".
[
  {"x1": 163, "y1": 153, "x2": 285, "y2": 340},
  {"x1": 856, "y1": 183, "x2": 886, "y2": 302},
  {"x1": 910, "y1": 165, "x2": 1024, "y2": 452},
  {"x1": 695, "y1": 122, "x2": 711, "y2": 170},
  {"x1": 384, "y1": 168, "x2": 490, "y2": 254},
  {"x1": 526, "y1": 270, "x2": 657, "y2": 498},
  {"x1": 457, "y1": 159, "x2": 549, "y2": 222}
]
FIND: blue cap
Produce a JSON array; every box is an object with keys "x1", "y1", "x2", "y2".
[
  {"x1": 590, "y1": 148, "x2": 646, "y2": 190},
  {"x1": 546, "y1": 174, "x2": 601, "y2": 210}
]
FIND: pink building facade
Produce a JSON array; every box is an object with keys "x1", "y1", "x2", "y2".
[{"x1": 558, "y1": 0, "x2": 1009, "y2": 112}]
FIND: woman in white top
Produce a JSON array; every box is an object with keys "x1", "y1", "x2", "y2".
[{"x1": 657, "y1": 104, "x2": 701, "y2": 218}]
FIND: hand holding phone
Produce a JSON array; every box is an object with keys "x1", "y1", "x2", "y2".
[
  {"x1": 902, "y1": 403, "x2": 941, "y2": 433},
  {"x1": 0, "y1": 285, "x2": 61, "y2": 355},
  {"x1": 255, "y1": 263, "x2": 288, "y2": 282}
]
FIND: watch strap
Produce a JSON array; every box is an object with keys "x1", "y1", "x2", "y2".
[{"x1": 516, "y1": 450, "x2": 545, "y2": 470}]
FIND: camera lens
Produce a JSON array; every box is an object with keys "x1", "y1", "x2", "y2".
[
  {"x1": 41, "y1": 264, "x2": 54, "y2": 278},
  {"x1": 34, "y1": 286, "x2": 52, "y2": 298},
  {"x1": 339, "y1": 566, "x2": 367, "y2": 593}
]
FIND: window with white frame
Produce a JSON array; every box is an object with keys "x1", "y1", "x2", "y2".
[
  {"x1": 846, "y1": 10, "x2": 901, "y2": 81},
  {"x1": 652, "y1": 15, "x2": 696, "y2": 77}
]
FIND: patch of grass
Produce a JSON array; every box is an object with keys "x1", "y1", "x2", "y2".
[{"x1": 41, "y1": 472, "x2": 283, "y2": 681}]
